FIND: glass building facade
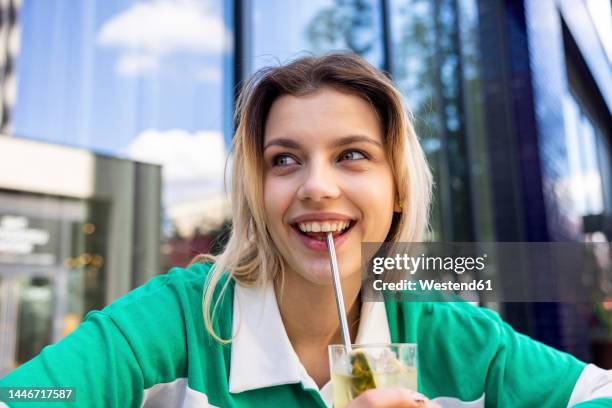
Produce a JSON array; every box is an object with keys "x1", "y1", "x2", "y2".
[
  {"x1": 1, "y1": 0, "x2": 610, "y2": 366},
  {"x1": 0, "y1": 137, "x2": 161, "y2": 375}
]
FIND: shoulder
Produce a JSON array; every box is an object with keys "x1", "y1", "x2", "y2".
[
  {"x1": 100, "y1": 261, "x2": 234, "y2": 333},
  {"x1": 101, "y1": 262, "x2": 215, "y2": 315},
  {"x1": 91, "y1": 262, "x2": 234, "y2": 349},
  {"x1": 124, "y1": 262, "x2": 214, "y2": 297},
  {"x1": 428, "y1": 301, "x2": 504, "y2": 332},
  {"x1": 385, "y1": 300, "x2": 504, "y2": 343}
]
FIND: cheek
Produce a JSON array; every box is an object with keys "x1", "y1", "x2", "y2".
[
  {"x1": 263, "y1": 178, "x2": 293, "y2": 230},
  {"x1": 365, "y1": 201, "x2": 395, "y2": 238},
  {"x1": 348, "y1": 171, "x2": 395, "y2": 209},
  {"x1": 347, "y1": 173, "x2": 396, "y2": 236}
]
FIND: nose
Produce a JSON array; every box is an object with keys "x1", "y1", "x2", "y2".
[{"x1": 296, "y1": 159, "x2": 341, "y2": 203}]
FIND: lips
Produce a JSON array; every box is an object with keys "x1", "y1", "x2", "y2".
[{"x1": 290, "y1": 219, "x2": 357, "y2": 251}]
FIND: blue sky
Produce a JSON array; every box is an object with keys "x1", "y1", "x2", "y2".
[{"x1": 13, "y1": 0, "x2": 228, "y2": 157}]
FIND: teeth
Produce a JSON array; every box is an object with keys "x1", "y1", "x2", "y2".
[{"x1": 297, "y1": 220, "x2": 352, "y2": 233}]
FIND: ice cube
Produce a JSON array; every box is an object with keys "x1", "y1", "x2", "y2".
[{"x1": 377, "y1": 348, "x2": 404, "y2": 373}]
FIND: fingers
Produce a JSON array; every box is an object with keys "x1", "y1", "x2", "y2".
[{"x1": 348, "y1": 388, "x2": 440, "y2": 408}]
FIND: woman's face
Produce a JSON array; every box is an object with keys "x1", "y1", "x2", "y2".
[{"x1": 263, "y1": 87, "x2": 399, "y2": 285}]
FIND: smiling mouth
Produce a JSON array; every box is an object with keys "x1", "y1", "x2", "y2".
[{"x1": 291, "y1": 220, "x2": 357, "y2": 241}]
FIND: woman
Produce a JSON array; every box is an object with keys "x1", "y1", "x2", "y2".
[{"x1": 1, "y1": 53, "x2": 610, "y2": 408}]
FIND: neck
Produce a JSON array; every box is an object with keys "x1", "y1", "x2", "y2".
[{"x1": 274, "y1": 270, "x2": 362, "y2": 350}]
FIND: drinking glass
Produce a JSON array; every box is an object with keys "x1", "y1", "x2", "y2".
[{"x1": 328, "y1": 343, "x2": 417, "y2": 408}]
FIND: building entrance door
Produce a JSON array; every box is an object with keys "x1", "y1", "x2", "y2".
[{"x1": 0, "y1": 192, "x2": 86, "y2": 376}]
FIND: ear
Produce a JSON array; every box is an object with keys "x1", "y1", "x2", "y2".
[{"x1": 394, "y1": 200, "x2": 403, "y2": 213}]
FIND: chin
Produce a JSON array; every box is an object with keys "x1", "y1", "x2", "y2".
[
  {"x1": 297, "y1": 264, "x2": 335, "y2": 286},
  {"x1": 294, "y1": 262, "x2": 361, "y2": 287}
]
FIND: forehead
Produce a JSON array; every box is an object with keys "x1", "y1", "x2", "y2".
[{"x1": 263, "y1": 87, "x2": 383, "y2": 145}]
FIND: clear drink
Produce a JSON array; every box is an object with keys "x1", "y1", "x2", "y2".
[{"x1": 328, "y1": 344, "x2": 417, "y2": 408}]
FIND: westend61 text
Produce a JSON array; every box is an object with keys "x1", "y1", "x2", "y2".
[{"x1": 373, "y1": 279, "x2": 493, "y2": 292}]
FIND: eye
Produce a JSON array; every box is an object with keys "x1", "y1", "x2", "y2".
[
  {"x1": 339, "y1": 150, "x2": 367, "y2": 161},
  {"x1": 272, "y1": 154, "x2": 298, "y2": 167}
]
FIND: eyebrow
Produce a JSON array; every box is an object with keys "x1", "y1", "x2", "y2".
[{"x1": 263, "y1": 134, "x2": 383, "y2": 151}]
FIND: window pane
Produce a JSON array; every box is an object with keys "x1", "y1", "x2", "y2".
[
  {"x1": 563, "y1": 93, "x2": 605, "y2": 217},
  {"x1": 389, "y1": 0, "x2": 475, "y2": 241},
  {"x1": 250, "y1": 0, "x2": 384, "y2": 71}
]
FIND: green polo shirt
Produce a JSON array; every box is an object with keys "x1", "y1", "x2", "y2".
[{"x1": 0, "y1": 263, "x2": 610, "y2": 407}]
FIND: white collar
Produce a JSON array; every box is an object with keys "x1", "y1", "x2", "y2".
[{"x1": 228, "y1": 281, "x2": 391, "y2": 407}]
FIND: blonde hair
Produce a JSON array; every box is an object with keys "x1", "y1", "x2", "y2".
[{"x1": 197, "y1": 53, "x2": 433, "y2": 343}]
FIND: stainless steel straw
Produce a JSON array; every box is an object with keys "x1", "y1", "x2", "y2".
[{"x1": 326, "y1": 232, "x2": 352, "y2": 353}]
